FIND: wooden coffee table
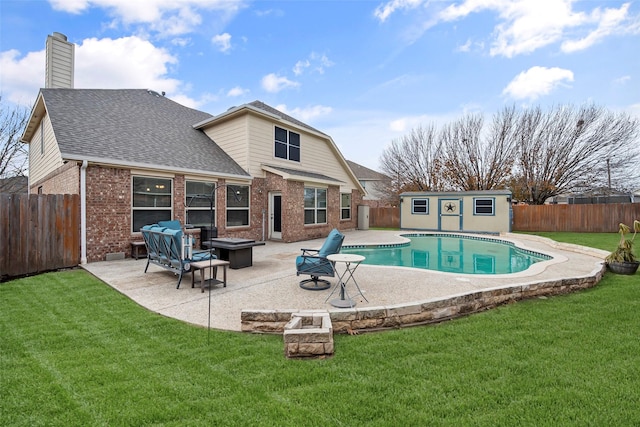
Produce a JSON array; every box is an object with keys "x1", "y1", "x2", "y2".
[{"x1": 190, "y1": 259, "x2": 230, "y2": 292}]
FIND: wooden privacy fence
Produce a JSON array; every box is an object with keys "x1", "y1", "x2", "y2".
[
  {"x1": 512, "y1": 203, "x2": 640, "y2": 233},
  {"x1": 0, "y1": 194, "x2": 80, "y2": 280},
  {"x1": 369, "y1": 207, "x2": 400, "y2": 229}
]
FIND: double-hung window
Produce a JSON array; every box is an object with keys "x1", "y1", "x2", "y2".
[
  {"x1": 132, "y1": 176, "x2": 172, "y2": 232},
  {"x1": 474, "y1": 198, "x2": 495, "y2": 215},
  {"x1": 412, "y1": 198, "x2": 428, "y2": 214},
  {"x1": 226, "y1": 185, "x2": 250, "y2": 227},
  {"x1": 185, "y1": 180, "x2": 215, "y2": 227},
  {"x1": 275, "y1": 126, "x2": 300, "y2": 162},
  {"x1": 304, "y1": 187, "x2": 327, "y2": 225},
  {"x1": 341, "y1": 193, "x2": 351, "y2": 220}
]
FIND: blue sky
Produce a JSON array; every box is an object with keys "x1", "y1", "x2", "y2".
[{"x1": 1, "y1": 0, "x2": 639, "y2": 171}]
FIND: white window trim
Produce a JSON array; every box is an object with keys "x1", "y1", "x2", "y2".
[
  {"x1": 131, "y1": 175, "x2": 173, "y2": 232},
  {"x1": 473, "y1": 197, "x2": 495, "y2": 216},
  {"x1": 412, "y1": 198, "x2": 429, "y2": 215},
  {"x1": 304, "y1": 187, "x2": 327, "y2": 225},
  {"x1": 226, "y1": 184, "x2": 250, "y2": 228},
  {"x1": 185, "y1": 180, "x2": 216, "y2": 227},
  {"x1": 340, "y1": 192, "x2": 352, "y2": 220}
]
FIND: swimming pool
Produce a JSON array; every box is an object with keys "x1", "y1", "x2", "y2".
[{"x1": 341, "y1": 234, "x2": 551, "y2": 274}]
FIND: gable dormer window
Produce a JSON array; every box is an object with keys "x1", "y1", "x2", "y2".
[{"x1": 274, "y1": 126, "x2": 300, "y2": 162}]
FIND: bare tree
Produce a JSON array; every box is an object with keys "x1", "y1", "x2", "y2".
[
  {"x1": 512, "y1": 104, "x2": 640, "y2": 204},
  {"x1": 0, "y1": 100, "x2": 29, "y2": 192},
  {"x1": 379, "y1": 125, "x2": 444, "y2": 199},
  {"x1": 438, "y1": 108, "x2": 517, "y2": 191}
]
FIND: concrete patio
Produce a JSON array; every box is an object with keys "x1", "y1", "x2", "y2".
[{"x1": 82, "y1": 230, "x2": 608, "y2": 332}]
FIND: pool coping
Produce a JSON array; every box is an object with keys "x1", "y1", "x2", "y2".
[{"x1": 240, "y1": 233, "x2": 608, "y2": 334}]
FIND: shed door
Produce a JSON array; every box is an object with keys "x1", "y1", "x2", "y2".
[{"x1": 439, "y1": 198, "x2": 462, "y2": 231}]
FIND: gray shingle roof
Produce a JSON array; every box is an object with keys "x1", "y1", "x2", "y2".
[
  {"x1": 263, "y1": 165, "x2": 343, "y2": 183},
  {"x1": 41, "y1": 89, "x2": 250, "y2": 177},
  {"x1": 247, "y1": 100, "x2": 327, "y2": 136},
  {"x1": 346, "y1": 160, "x2": 388, "y2": 181}
]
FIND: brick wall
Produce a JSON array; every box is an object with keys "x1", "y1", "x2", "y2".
[
  {"x1": 29, "y1": 161, "x2": 80, "y2": 195},
  {"x1": 85, "y1": 166, "x2": 131, "y2": 261},
  {"x1": 263, "y1": 171, "x2": 361, "y2": 243},
  {"x1": 29, "y1": 165, "x2": 364, "y2": 261}
]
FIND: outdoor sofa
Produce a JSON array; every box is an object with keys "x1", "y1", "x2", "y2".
[{"x1": 140, "y1": 221, "x2": 215, "y2": 288}]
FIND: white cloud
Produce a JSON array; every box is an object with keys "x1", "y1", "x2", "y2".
[
  {"x1": 502, "y1": 66, "x2": 574, "y2": 100},
  {"x1": 0, "y1": 35, "x2": 202, "y2": 107},
  {"x1": 561, "y1": 3, "x2": 631, "y2": 52},
  {"x1": 75, "y1": 36, "x2": 179, "y2": 89},
  {"x1": 374, "y1": 0, "x2": 424, "y2": 23},
  {"x1": 274, "y1": 104, "x2": 332, "y2": 122},
  {"x1": 440, "y1": 0, "x2": 587, "y2": 57},
  {"x1": 376, "y1": 0, "x2": 637, "y2": 58},
  {"x1": 260, "y1": 73, "x2": 300, "y2": 93},
  {"x1": 0, "y1": 49, "x2": 46, "y2": 106},
  {"x1": 292, "y1": 52, "x2": 334, "y2": 76},
  {"x1": 212, "y1": 33, "x2": 232, "y2": 53},
  {"x1": 613, "y1": 75, "x2": 631, "y2": 85},
  {"x1": 171, "y1": 37, "x2": 191, "y2": 47},
  {"x1": 227, "y1": 86, "x2": 249, "y2": 97},
  {"x1": 293, "y1": 60, "x2": 310, "y2": 76},
  {"x1": 48, "y1": 0, "x2": 245, "y2": 35},
  {"x1": 457, "y1": 39, "x2": 472, "y2": 52}
]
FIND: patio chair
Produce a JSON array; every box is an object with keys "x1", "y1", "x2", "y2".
[{"x1": 296, "y1": 228, "x2": 345, "y2": 290}]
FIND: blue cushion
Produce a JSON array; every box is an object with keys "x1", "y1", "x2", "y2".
[
  {"x1": 317, "y1": 229, "x2": 344, "y2": 257},
  {"x1": 192, "y1": 251, "x2": 214, "y2": 262},
  {"x1": 158, "y1": 220, "x2": 182, "y2": 230},
  {"x1": 161, "y1": 228, "x2": 183, "y2": 265},
  {"x1": 296, "y1": 255, "x2": 333, "y2": 276}
]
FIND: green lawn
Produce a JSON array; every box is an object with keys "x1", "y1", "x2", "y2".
[
  {"x1": 2, "y1": 233, "x2": 639, "y2": 426},
  {"x1": 517, "y1": 231, "x2": 621, "y2": 252}
]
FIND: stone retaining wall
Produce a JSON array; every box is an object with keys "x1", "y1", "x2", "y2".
[{"x1": 241, "y1": 266, "x2": 606, "y2": 334}]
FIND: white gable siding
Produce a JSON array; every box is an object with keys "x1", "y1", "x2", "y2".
[
  {"x1": 200, "y1": 110, "x2": 360, "y2": 191},
  {"x1": 28, "y1": 114, "x2": 64, "y2": 185},
  {"x1": 201, "y1": 115, "x2": 250, "y2": 171},
  {"x1": 245, "y1": 114, "x2": 359, "y2": 191}
]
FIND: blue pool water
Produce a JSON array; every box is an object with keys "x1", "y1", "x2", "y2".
[{"x1": 341, "y1": 234, "x2": 551, "y2": 274}]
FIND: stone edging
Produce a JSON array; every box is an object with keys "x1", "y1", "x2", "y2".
[{"x1": 241, "y1": 263, "x2": 607, "y2": 334}]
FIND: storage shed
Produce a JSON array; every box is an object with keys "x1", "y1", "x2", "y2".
[{"x1": 400, "y1": 190, "x2": 512, "y2": 234}]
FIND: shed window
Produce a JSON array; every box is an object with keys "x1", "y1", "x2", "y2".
[
  {"x1": 412, "y1": 198, "x2": 428, "y2": 214},
  {"x1": 474, "y1": 198, "x2": 495, "y2": 215}
]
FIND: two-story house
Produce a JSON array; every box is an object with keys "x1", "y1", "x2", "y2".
[{"x1": 20, "y1": 33, "x2": 364, "y2": 263}]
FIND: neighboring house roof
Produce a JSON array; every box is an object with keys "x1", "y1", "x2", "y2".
[
  {"x1": 22, "y1": 89, "x2": 250, "y2": 179},
  {"x1": 346, "y1": 160, "x2": 388, "y2": 181},
  {"x1": 0, "y1": 176, "x2": 28, "y2": 194}
]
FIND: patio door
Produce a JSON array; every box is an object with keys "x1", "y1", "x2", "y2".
[
  {"x1": 439, "y1": 198, "x2": 462, "y2": 231},
  {"x1": 269, "y1": 192, "x2": 282, "y2": 240}
]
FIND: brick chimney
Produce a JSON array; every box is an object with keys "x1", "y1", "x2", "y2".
[{"x1": 45, "y1": 32, "x2": 75, "y2": 88}]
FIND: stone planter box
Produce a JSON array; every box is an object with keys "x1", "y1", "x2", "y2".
[{"x1": 284, "y1": 311, "x2": 333, "y2": 358}]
